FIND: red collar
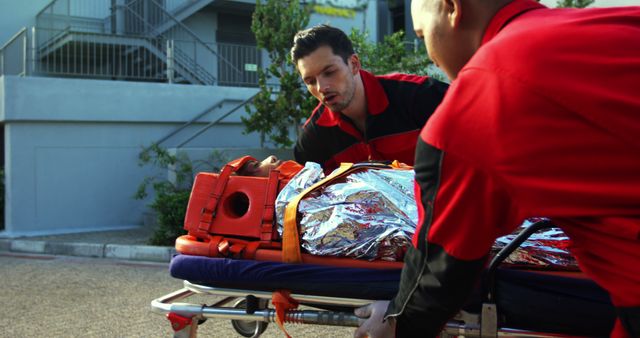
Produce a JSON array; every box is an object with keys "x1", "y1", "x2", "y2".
[
  {"x1": 481, "y1": 0, "x2": 545, "y2": 46},
  {"x1": 361, "y1": 69, "x2": 389, "y2": 115},
  {"x1": 316, "y1": 69, "x2": 389, "y2": 127}
]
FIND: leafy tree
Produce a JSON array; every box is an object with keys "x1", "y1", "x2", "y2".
[
  {"x1": 349, "y1": 29, "x2": 441, "y2": 80},
  {"x1": 556, "y1": 0, "x2": 594, "y2": 8},
  {"x1": 244, "y1": 1, "x2": 443, "y2": 148},
  {"x1": 243, "y1": 0, "x2": 316, "y2": 148}
]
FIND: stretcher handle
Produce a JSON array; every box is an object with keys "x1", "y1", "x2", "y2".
[{"x1": 485, "y1": 219, "x2": 553, "y2": 303}]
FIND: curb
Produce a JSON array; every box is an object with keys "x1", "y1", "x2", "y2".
[{"x1": 0, "y1": 239, "x2": 175, "y2": 262}]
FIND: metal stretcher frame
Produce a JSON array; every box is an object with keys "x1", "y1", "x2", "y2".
[{"x1": 151, "y1": 221, "x2": 615, "y2": 338}]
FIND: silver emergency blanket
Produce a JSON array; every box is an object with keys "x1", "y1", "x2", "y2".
[
  {"x1": 492, "y1": 218, "x2": 579, "y2": 270},
  {"x1": 275, "y1": 163, "x2": 578, "y2": 269},
  {"x1": 275, "y1": 162, "x2": 417, "y2": 261}
]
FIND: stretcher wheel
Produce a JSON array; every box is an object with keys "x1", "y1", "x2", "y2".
[{"x1": 231, "y1": 298, "x2": 269, "y2": 337}]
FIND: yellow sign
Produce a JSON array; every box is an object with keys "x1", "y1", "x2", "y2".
[{"x1": 313, "y1": 5, "x2": 357, "y2": 18}]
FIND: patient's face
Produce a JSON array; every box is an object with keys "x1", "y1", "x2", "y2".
[{"x1": 240, "y1": 155, "x2": 282, "y2": 177}]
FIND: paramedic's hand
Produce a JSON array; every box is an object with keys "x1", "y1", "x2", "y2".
[{"x1": 354, "y1": 300, "x2": 395, "y2": 338}]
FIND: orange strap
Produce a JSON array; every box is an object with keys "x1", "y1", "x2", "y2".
[
  {"x1": 271, "y1": 290, "x2": 299, "y2": 338},
  {"x1": 242, "y1": 241, "x2": 262, "y2": 260},
  {"x1": 198, "y1": 156, "x2": 257, "y2": 233},
  {"x1": 229, "y1": 243, "x2": 246, "y2": 257},
  {"x1": 206, "y1": 235, "x2": 224, "y2": 257},
  {"x1": 197, "y1": 165, "x2": 232, "y2": 232},
  {"x1": 260, "y1": 169, "x2": 280, "y2": 243},
  {"x1": 226, "y1": 155, "x2": 258, "y2": 170},
  {"x1": 282, "y1": 163, "x2": 354, "y2": 263}
]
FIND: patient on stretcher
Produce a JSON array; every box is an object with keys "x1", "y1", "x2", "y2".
[
  {"x1": 236, "y1": 155, "x2": 303, "y2": 179},
  {"x1": 234, "y1": 156, "x2": 414, "y2": 262},
  {"x1": 236, "y1": 156, "x2": 577, "y2": 269}
]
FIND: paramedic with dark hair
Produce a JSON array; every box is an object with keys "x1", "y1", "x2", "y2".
[
  {"x1": 290, "y1": 24, "x2": 448, "y2": 173},
  {"x1": 353, "y1": 0, "x2": 640, "y2": 337}
]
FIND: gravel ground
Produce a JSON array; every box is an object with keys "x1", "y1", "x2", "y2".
[{"x1": 0, "y1": 252, "x2": 356, "y2": 338}]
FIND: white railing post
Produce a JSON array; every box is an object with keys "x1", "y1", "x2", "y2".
[
  {"x1": 166, "y1": 39, "x2": 174, "y2": 84},
  {"x1": 22, "y1": 29, "x2": 28, "y2": 76},
  {"x1": 115, "y1": 0, "x2": 126, "y2": 35},
  {"x1": 30, "y1": 26, "x2": 37, "y2": 75}
]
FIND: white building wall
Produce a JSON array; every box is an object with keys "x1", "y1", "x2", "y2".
[{"x1": 1, "y1": 75, "x2": 266, "y2": 236}]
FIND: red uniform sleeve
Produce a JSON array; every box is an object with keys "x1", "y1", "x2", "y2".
[{"x1": 385, "y1": 139, "x2": 520, "y2": 336}]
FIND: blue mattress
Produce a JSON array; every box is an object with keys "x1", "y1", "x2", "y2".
[
  {"x1": 170, "y1": 254, "x2": 616, "y2": 336},
  {"x1": 170, "y1": 254, "x2": 402, "y2": 300}
]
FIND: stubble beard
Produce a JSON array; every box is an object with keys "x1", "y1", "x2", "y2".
[{"x1": 325, "y1": 78, "x2": 356, "y2": 112}]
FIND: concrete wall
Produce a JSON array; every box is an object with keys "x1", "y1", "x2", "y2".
[{"x1": 0, "y1": 75, "x2": 270, "y2": 236}]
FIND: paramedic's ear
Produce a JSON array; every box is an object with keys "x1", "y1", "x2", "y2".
[
  {"x1": 348, "y1": 54, "x2": 361, "y2": 76},
  {"x1": 441, "y1": 0, "x2": 462, "y2": 28}
]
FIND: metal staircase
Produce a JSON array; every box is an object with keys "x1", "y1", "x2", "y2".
[
  {"x1": 118, "y1": 0, "x2": 225, "y2": 85},
  {"x1": 148, "y1": 0, "x2": 214, "y2": 37},
  {"x1": 117, "y1": 0, "x2": 218, "y2": 85},
  {"x1": 31, "y1": 0, "x2": 251, "y2": 86}
]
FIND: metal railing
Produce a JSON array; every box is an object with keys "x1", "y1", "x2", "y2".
[
  {"x1": 0, "y1": 28, "x2": 29, "y2": 77},
  {"x1": 1, "y1": 25, "x2": 261, "y2": 87},
  {"x1": 27, "y1": 0, "x2": 257, "y2": 86},
  {"x1": 218, "y1": 42, "x2": 260, "y2": 87},
  {"x1": 156, "y1": 82, "x2": 281, "y2": 148},
  {"x1": 36, "y1": 0, "x2": 111, "y2": 33},
  {"x1": 112, "y1": 0, "x2": 246, "y2": 84},
  {"x1": 30, "y1": 27, "x2": 260, "y2": 85},
  {"x1": 34, "y1": 27, "x2": 169, "y2": 81}
]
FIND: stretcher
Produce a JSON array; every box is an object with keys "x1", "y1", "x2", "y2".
[{"x1": 151, "y1": 220, "x2": 617, "y2": 337}]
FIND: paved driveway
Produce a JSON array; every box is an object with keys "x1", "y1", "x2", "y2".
[{"x1": 0, "y1": 253, "x2": 356, "y2": 337}]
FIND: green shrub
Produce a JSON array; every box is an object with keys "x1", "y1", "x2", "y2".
[
  {"x1": 136, "y1": 144, "x2": 225, "y2": 246},
  {"x1": 146, "y1": 180, "x2": 191, "y2": 246}
]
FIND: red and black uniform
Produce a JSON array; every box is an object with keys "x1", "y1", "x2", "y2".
[
  {"x1": 385, "y1": 1, "x2": 640, "y2": 337},
  {"x1": 294, "y1": 70, "x2": 448, "y2": 173}
]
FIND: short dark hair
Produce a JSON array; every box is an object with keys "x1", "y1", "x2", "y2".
[{"x1": 290, "y1": 24, "x2": 355, "y2": 66}]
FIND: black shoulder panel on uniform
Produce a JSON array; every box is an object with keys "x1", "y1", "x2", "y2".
[
  {"x1": 413, "y1": 138, "x2": 443, "y2": 251},
  {"x1": 386, "y1": 138, "x2": 486, "y2": 337}
]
